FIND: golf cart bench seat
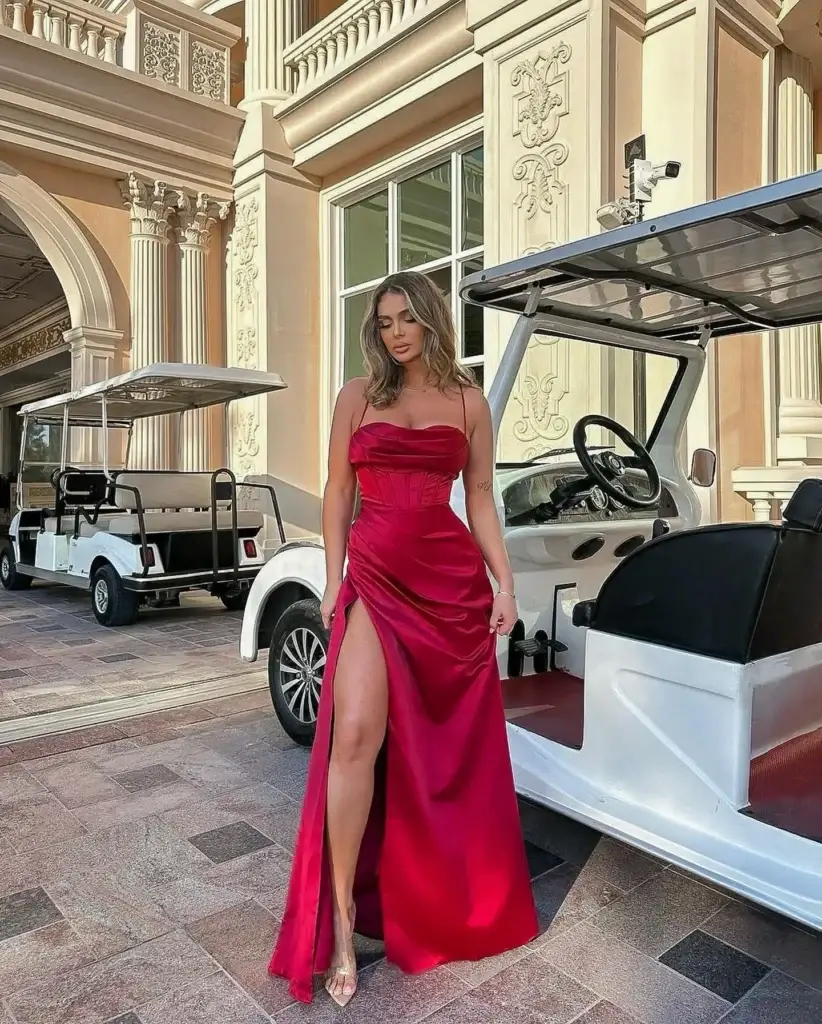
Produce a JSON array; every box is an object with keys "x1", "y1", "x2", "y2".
[
  {"x1": 42, "y1": 515, "x2": 120, "y2": 534},
  {"x1": 576, "y1": 479, "x2": 822, "y2": 664},
  {"x1": 106, "y1": 472, "x2": 263, "y2": 536},
  {"x1": 50, "y1": 471, "x2": 264, "y2": 536},
  {"x1": 77, "y1": 510, "x2": 263, "y2": 537},
  {"x1": 112, "y1": 472, "x2": 233, "y2": 512}
]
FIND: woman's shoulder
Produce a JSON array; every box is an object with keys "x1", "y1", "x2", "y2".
[
  {"x1": 336, "y1": 377, "x2": 369, "y2": 407},
  {"x1": 460, "y1": 382, "x2": 488, "y2": 412}
]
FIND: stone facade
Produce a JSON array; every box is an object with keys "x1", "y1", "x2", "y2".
[{"x1": 2, "y1": 0, "x2": 822, "y2": 526}]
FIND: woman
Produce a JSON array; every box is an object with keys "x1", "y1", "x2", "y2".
[{"x1": 269, "y1": 271, "x2": 538, "y2": 1006}]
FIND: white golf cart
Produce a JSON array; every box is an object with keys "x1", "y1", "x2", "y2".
[
  {"x1": 0, "y1": 363, "x2": 287, "y2": 627},
  {"x1": 239, "y1": 172, "x2": 822, "y2": 933}
]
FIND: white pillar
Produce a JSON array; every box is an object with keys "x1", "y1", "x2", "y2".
[
  {"x1": 776, "y1": 49, "x2": 822, "y2": 459},
  {"x1": 240, "y1": 0, "x2": 305, "y2": 106},
  {"x1": 65, "y1": 326, "x2": 125, "y2": 465},
  {"x1": 175, "y1": 192, "x2": 230, "y2": 472},
  {"x1": 121, "y1": 173, "x2": 175, "y2": 470}
]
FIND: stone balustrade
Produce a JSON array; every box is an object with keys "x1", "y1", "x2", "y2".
[
  {"x1": 732, "y1": 464, "x2": 822, "y2": 522},
  {"x1": 1, "y1": 0, "x2": 239, "y2": 103},
  {"x1": 1, "y1": 0, "x2": 125, "y2": 63},
  {"x1": 284, "y1": 0, "x2": 437, "y2": 96}
]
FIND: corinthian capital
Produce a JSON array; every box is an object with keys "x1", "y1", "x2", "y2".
[
  {"x1": 175, "y1": 192, "x2": 232, "y2": 249},
  {"x1": 120, "y1": 173, "x2": 176, "y2": 239}
]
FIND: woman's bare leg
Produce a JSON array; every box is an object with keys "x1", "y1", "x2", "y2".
[{"x1": 326, "y1": 599, "x2": 388, "y2": 1001}]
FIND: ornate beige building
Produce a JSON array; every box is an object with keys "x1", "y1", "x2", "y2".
[{"x1": 0, "y1": 0, "x2": 820, "y2": 534}]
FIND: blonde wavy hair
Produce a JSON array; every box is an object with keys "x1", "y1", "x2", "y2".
[{"x1": 360, "y1": 271, "x2": 476, "y2": 408}]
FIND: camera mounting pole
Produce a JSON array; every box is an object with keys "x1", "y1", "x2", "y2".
[{"x1": 624, "y1": 134, "x2": 646, "y2": 220}]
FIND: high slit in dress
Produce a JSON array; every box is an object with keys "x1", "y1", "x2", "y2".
[{"x1": 269, "y1": 396, "x2": 539, "y2": 1003}]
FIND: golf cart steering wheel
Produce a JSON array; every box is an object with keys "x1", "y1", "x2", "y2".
[{"x1": 573, "y1": 414, "x2": 661, "y2": 510}]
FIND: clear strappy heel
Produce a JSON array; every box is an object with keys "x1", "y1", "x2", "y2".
[{"x1": 325, "y1": 905, "x2": 357, "y2": 1007}]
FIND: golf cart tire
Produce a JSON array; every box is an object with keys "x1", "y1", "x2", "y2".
[
  {"x1": 91, "y1": 564, "x2": 139, "y2": 628},
  {"x1": 0, "y1": 546, "x2": 32, "y2": 591},
  {"x1": 268, "y1": 598, "x2": 327, "y2": 747},
  {"x1": 219, "y1": 590, "x2": 248, "y2": 612}
]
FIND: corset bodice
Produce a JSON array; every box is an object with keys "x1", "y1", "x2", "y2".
[{"x1": 350, "y1": 422, "x2": 469, "y2": 510}]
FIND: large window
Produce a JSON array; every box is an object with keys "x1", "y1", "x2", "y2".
[{"x1": 338, "y1": 144, "x2": 485, "y2": 388}]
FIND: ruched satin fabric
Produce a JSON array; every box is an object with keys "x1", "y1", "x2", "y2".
[{"x1": 269, "y1": 422, "x2": 538, "y2": 1003}]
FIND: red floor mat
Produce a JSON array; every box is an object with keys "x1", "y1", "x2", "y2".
[
  {"x1": 502, "y1": 671, "x2": 584, "y2": 749},
  {"x1": 748, "y1": 727, "x2": 822, "y2": 842}
]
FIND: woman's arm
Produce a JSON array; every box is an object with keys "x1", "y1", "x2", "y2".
[
  {"x1": 320, "y1": 379, "x2": 363, "y2": 626},
  {"x1": 462, "y1": 391, "x2": 517, "y2": 634}
]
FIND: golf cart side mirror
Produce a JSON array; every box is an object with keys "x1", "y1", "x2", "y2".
[{"x1": 689, "y1": 448, "x2": 716, "y2": 488}]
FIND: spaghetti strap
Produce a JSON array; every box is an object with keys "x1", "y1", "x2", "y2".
[
  {"x1": 357, "y1": 397, "x2": 369, "y2": 429},
  {"x1": 459, "y1": 386, "x2": 467, "y2": 436}
]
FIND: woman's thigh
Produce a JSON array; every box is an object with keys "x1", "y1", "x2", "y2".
[{"x1": 331, "y1": 599, "x2": 388, "y2": 763}]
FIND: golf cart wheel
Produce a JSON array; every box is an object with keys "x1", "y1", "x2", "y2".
[
  {"x1": 0, "y1": 546, "x2": 32, "y2": 591},
  {"x1": 219, "y1": 589, "x2": 248, "y2": 612},
  {"x1": 268, "y1": 598, "x2": 328, "y2": 746},
  {"x1": 90, "y1": 564, "x2": 138, "y2": 628}
]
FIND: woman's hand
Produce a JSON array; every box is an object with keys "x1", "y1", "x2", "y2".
[
  {"x1": 320, "y1": 580, "x2": 342, "y2": 631},
  {"x1": 489, "y1": 592, "x2": 517, "y2": 636}
]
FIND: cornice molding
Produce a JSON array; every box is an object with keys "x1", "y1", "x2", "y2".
[{"x1": 0, "y1": 27, "x2": 244, "y2": 197}]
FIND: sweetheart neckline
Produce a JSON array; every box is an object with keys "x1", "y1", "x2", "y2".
[{"x1": 351, "y1": 422, "x2": 469, "y2": 444}]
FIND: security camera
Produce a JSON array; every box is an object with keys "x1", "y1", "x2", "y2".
[
  {"x1": 633, "y1": 159, "x2": 681, "y2": 202},
  {"x1": 596, "y1": 199, "x2": 640, "y2": 231}
]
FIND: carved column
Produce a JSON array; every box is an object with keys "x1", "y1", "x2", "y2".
[
  {"x1": 776, "y1": 48, "x2": 822, "y2": 459},
  {"x1": 121, "y1": 173, "x2": 175, "y2": 470},
  {"x1": 175, "y1": 193, "x2": 230, "y2": 472},
  {"x1": 241, "y1": 0, "x2": 306, "y2": 105}
]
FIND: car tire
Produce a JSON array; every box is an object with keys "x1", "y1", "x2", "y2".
[
  {"x1": 0, "y1": 546, "x2": 32, "y2": 591},
  {"x1": 268, "y1": 598, "x2": 328, "y2": 747},
  {"x1": 91, "y1": 564, "x2": 138, "y2": 627},
  {"x1": 219, "y1": 590, "x2": 248, "y2": 612}
]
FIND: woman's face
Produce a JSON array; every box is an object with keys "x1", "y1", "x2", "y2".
[{"x1": 377, "y1": 290, "x2": 425, "y2": 365}]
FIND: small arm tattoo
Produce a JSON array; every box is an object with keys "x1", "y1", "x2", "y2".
[{"x1": 475, "y1": 480, "x2": 493, "y2": 492}]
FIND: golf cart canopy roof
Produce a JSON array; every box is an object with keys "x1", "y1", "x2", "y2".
[
  {"x1": 19, "y1": 363, "x2": 287, "y2": 427},
  {"x1": 461, "y1": 169, "x2": 822, "y2": 347}
]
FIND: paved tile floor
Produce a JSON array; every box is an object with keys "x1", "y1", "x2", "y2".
[
  {"x1": 0, "y1": 694, "x2": 818, "y2": 1024},
  {"x1": 0, "y1": 584, "x2": 257, "y2": 724}
]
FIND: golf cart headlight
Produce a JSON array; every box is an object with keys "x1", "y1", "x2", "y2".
[{"x1": 140, "y1": 546, "x2": 155, "y2": 567}]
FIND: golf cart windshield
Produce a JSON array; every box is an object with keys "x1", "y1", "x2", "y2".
[{"x1": 493, "y1": 337, "x2": 681, "y2": 466}]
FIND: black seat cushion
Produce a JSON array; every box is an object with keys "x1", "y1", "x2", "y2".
[
  {"x1": 749, "y1": 528, "x2": 822, "y2": 660},
  {"x1": 590, "y1": 523, "x2": 780, "y2": 663},
  {"x1": 783, "y1": 478, "x2": 822, "y2": 532}
]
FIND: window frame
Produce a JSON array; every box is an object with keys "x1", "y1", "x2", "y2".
[{"x1": 333, "y1": 135, "x2": 485, "y2": 389}]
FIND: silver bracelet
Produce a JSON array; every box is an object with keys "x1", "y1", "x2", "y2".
[{"x1": 497, "y1": 590, "x2": 515, "y2": 599}]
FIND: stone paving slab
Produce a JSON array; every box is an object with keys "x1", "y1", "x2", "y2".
[
  {"x1": 0, "y1": 584, "x2": 258, "y2": 729},
  {"x1": 0, "y1": 698, "x2": 816, "y2": 1022}
]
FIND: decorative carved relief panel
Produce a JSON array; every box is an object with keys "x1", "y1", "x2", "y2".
[
  {"x1": 500, "y1": 39, "x2": 574, "y2": 459},
  {"x1": 141, "y1": 21, "x2": 181, "y2": 86},
  {"x1": 511, "y1": 42, "x2": 570, "y2": 257},
  {"x1": 190, "y1": 40, "x2": 226, "y2": 102},
  {"x1": 229, "y1": 194, "x2": 262, "y2": 477}
]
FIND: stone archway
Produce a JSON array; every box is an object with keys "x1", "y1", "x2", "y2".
[
  {"x1": 0, "y1": 159, "x2": 117, "y2": 335},
  {"x1": 0, "y1": 161, "x2": 126, "y2": 479}
]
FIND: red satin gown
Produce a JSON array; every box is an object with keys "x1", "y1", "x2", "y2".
[{"x1": 269, "y1": 412, "x2": 539, "y2": 1003}]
